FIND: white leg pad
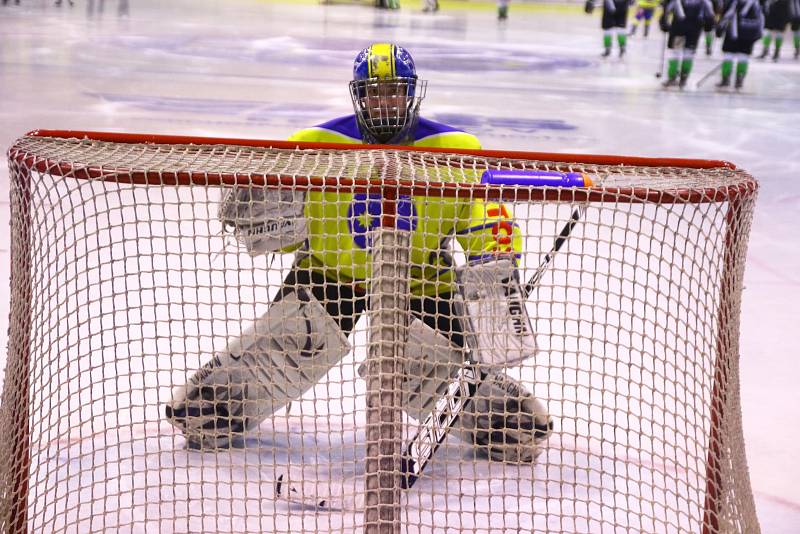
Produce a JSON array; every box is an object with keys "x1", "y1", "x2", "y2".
[
  {"x1": 166, "y1": 288, "x2": 351, "y2": 449},
  {"x1": 358, "y1": 317, "x2": 467, "y2": 422}
]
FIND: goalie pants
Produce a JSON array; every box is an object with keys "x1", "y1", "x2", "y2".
[{"x1": 287, "y1": 267, "x2": 466, "y2": 348}]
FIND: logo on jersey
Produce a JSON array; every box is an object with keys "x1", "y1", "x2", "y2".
[
  {"x1": 487, "y1": 205, "x2": 515, "y2": 253},
  {"x1": 348, "y1": 193, "x2": 417, "y2": 249}
]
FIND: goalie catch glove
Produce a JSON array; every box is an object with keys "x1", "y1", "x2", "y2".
[
  {"x1": 457, "y1": 255, "x2": 539, "y2": 368},
  {"x1": 218, "y1": 187, "x2": 308, "y2": 256}
]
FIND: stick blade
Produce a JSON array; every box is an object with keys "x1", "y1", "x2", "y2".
[{"x1": 275, "y1": 466, "x2": 364, "y2": 512}]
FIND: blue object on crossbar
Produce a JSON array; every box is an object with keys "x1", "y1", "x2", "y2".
[{"x1": 480, "y1": 169, "x2": 592, "y2": 187}]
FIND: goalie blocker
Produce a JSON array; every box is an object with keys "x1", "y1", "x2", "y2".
[{"x1": 458, "y1": 256, "x2": 539, "y2": 367}]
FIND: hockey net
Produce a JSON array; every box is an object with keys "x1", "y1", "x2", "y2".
[{"x1": 1, "y1": 131, "x2": 759, "y2": 533}]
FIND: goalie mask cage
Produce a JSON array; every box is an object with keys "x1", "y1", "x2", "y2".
[{"x1": 1, "y1": 131, "x2": 759, "y2": 534}]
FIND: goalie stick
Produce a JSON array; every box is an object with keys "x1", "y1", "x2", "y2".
[
  {"x1": 276, "y1": 170, "x2": 593, "y2": 507},
  {"x1": 398, "y1": 206, "x2": 586, "y2": 489}
]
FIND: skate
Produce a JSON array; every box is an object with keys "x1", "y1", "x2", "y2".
[
  {"x1": 601, "y1": 47, "x2": 612, "y2": 58},
  {"x1": 629, "y1": 25, "x2": 638, "y2": 36},
  {"x1": 644, "y1": 24, "x2": 650, "y2": 38},
  {"x1": 679, "y1": 72, "x2": 689, "y2": 89},
  {"x1": 734, "y1": 72, "x2": 745, "y2": 90},
  {"x1": 772, "y1": 47, "x2": 781, "y2": 62},
  {"x1": 662, "y1": 76, "x2": 679, "y2": 88},
  {"x1": 795, "y1": 47, "x2": 800, "y2": 59},
  {"x1": 619, "y1": 45, "x2": 626, "y2": 58},
  {"x1": 758, "y1": 47, "x2": 769, "y2": 59},
  {"x1": 715, "y1": 75, "x2": 731, "y2": 89},
  {"x1": 706, "y1": 41, "x2": 713, "y2": 56}
]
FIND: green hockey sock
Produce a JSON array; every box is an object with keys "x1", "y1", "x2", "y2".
[
  {"x1": 775, "y1": 36, "x2": 783, "y2": 49},
  {"x1": 604, "y1": 34, "x2": 613, "y2": 48},
  {"x1": 736, "y1": 61, "x2": 748, "y2": 76},
  {"x1": 762, "y1": 35, "x2": 772, "y2": 47},
  {"x1": 668, "y1": 58, "x2": 679, "y2": 78},
  {"x1": 705, "y1": 33, "x2": 713, "y2": 46},
  {"x1": 681, "y1": 58, "x2": 694, "y2": 75},
  {"x1": 498, "y1": 5, "x2": 508, "y2": 17},
  {"x1": 617, "y1": 33, "x2": 627, "y2": 47},
  {"x1": 795, "y1": 33, "x2": 800, "y2": 49},
  {"x1": 721, "y1": 60, "x2": 733, "y2": 77}
]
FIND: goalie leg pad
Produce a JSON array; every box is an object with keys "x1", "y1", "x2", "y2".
[
  {"x1": 460, "y1": 372, "x2": 554, "y2": 463},
  {"x1": 357, "y1": 318, "x2": 467, "y2": 422},
  {"x1": 166, "y1": 288, "x2": 351, "y2": 449},
  {"x1": 358, "y1": 318, "x2": 553, "y2": 463}
]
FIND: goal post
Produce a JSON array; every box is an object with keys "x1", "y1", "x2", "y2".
[{"x1": 1, "y1": 130, "x2": 759, "y2": 533}]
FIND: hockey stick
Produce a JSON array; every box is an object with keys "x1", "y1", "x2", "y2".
[
  {"x1": 694, "y1": 61, "x2": 723, "y2": 89},
  {"x1": 655, "y1": 29, "x2": 668, "y2": 78},
  {"x1": 276, "y1": 170, "x2": 593, "y2": 506},
  {"x1": 398, "y1": 204, "x2": 586, "y2": 489},
  {"x1": 523, "y1": 205, "x2": 584, "y2": 296}
]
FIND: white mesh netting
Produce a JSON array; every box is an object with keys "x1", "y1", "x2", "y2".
[{"x1": 1, "y1": 133, "x2": 759, "y2": 533}]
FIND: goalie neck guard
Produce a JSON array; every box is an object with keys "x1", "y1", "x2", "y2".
[{"x1": 349, "y1": 43, "x2": 427, "y2": 145}]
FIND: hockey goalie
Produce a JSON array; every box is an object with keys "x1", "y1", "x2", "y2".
[{"x1": 165, "y1": 43, "x2": 553, "y2": 466}]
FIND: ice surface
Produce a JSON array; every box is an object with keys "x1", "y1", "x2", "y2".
[{"x1": 0, "y1": 0, "x2": 798, "y2": 532}]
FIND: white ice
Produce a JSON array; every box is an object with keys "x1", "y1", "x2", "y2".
[{"x1": 0, "y1": 0, "x2": 798, "y2": 533}]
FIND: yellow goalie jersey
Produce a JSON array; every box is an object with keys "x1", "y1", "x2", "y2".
[{"x1": 287, "y1": 115, "x2": 523, "y2": 296}]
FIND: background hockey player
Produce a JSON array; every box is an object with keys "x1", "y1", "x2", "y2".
[
  {"x1": 793, "y1": 0, "x2": 800, "y2": 58},
  {"x1": 629, "y1": 0, "x2": 660, "y2": 37},
  {"x1": 593, "y1": 0, "x2": 631, "y2": 57},
  {"x1": 715, "y1": 0, "x2": 764, "y2": 88},
  {"x1": 702, "y1": 0, "x2": 723, "y2": 55},
  {"x1": 498, "y1": 0, "x2": 511, "y2": 20},
  {"x1": 376, "y1": 0, "x2": 400, "y2": 9},
  {"x1": 759, "y1": 0, "x2": 793, "y2": 60},
  {"x1": 659, "y1": 0, "x2": 716, "y2": 87},
  {"x1": 165, "y1": 43, "x2": 554, "y2": 465},
  {"x1": 423, "y1": 0, "x2": 440, "y2": 12}
]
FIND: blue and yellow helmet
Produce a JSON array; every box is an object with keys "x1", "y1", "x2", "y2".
[
  {"x1": 349, "y1": 43, "x2": 427, "y2": 144},
  {"x1": 352, "y1": 43, "x2": 418, "y2": 82}
]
